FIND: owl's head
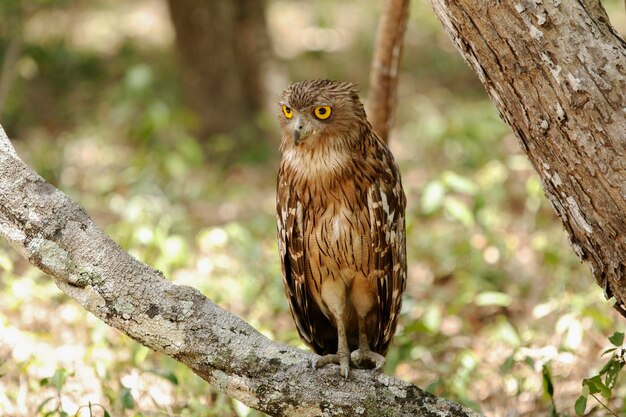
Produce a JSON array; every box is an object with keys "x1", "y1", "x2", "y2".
[{"x1": 278, "y1": 80, "x2": 367, "y2": 149}]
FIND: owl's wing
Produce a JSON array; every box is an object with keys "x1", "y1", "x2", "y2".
[
  {"x1": 277, "y1": 177, "x2": 335, "y2": 354},
  {"x1": 368, "y1": 152, "x2": 407, "y2": 355}
]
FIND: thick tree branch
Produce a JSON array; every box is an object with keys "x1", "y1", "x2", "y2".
[
  {"x1": 427, "y1": 0, "x2": 626, "y2": 317},
  {"x1": 0, "y1": 125, "x2": 477, "y2": 416},
  {"x1": 368, "y1": 0, "x2": 410, "y2": 143}
]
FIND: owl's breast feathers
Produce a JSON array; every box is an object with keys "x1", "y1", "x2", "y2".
[{"x1": 277, "y1": 129, "x2": 406, "y2": 355}]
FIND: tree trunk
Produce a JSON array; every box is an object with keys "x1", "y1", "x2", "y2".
[
  {"x1": 368, "y1": 0, "x2": 410, "y2": 143},
  {"x1": 0, "y1": 126, "x2": 477, "y2": 416},
  {"x1": 427, "y1": 0, "x2": 626, "y2": 317},
  {"x1": 166, "y1": 0, "x2": 268, "y2": 140}
]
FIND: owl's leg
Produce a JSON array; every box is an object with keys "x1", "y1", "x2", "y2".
[
  {"x1": 349, "y1": 275, "x2": 385, "y2": 370},
  {"x1": 313, "y1": 319, "x2": 350, "y2": 378},
  {"x1": 314, "y1": 279, "x2": 351, "y2": 378},
  {"x1": 350, "y1": 315, "x2": 385, "y2": 370}
]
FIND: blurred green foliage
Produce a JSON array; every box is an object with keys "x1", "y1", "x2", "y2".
[
  {"x1": 574, "y1": 332, "x2": 626, "y2": 416},
  {"x1": 1, "y1": 0, "x2": 626, "y2": 416}
]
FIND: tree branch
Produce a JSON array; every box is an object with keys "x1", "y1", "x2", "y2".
[
  {"x1": 0, "y1": 125, "x2": 477, "y2": 416},
  {"x1": 368, "y1": 0, "x2": 410, "y2": 143},
  {"x1": 427, "y1": 0, "x2": 626, "y2": 317}
]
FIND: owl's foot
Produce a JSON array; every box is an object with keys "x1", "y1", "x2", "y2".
[
  {"x1": 314, "y1": 352, "x2": 350, "y2": 378},
  {"x1": 350, "y1": 349, "x2": 385, "y2": 371}
]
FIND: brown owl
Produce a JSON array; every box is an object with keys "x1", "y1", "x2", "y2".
[{"x1": 276, "y1": 79, "x2": 406, "y2": 378}]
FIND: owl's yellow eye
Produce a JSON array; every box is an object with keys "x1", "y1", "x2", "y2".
[
  {"x1": 282, "y1": 105, "x2": 293, "y2": 119},
  {"x1": 314, "y1": 106, "x2": 331, "y2": 120}
]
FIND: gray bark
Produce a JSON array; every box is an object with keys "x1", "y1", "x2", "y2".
[
  {"x1": 427, "y1": 0, "x2": 626, "y2": 317},
  {"x1": 0, "y1": 125, "x2": 477, "y2": 416}
]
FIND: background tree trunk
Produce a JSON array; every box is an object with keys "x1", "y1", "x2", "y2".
[
  {"x1": 0, "y1": 0, "x2": 23, "y2": 117},
  {"x1": 368, "y1": 0, "x2": 410, "y2": 144},
  {"x1": 427, "y1": 0, "x2": 626, "y2": 318},
  {"x1": 166, "y1": 0, "x2": 269, "y2": 141}
]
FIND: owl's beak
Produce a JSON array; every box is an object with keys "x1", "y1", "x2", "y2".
[
  {"x1": 293, "y1": 117, "x2": 312, "y2": 146},
  {"x1": 293, "y1": 129, "x2": 303, "y2": 145}
]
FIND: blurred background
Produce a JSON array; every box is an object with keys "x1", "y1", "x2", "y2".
[{"x1": 0, "y1": 1, "x2": 625, "y2": 416}]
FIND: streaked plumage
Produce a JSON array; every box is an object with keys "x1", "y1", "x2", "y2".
[{"x1": 276, "y1": 79, "x2": 406, "y2": 377}]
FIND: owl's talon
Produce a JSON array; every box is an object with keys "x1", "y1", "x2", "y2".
[
  {"x1": 314, "y1": 352, "x2": 350, "y2": 378},
  {"x1": 350, "y1": 349, "x2": 385, "y2": 370}
]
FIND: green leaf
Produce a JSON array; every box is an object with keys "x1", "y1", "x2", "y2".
[
  {"x1": 422, "y1": 305, "x2": 442, "y2": 333},
  {"x1": 581, "y1": 384, "x2": 589, "y2": 396},
  {"x1": 560, "y1": 315, "x2": 584, "y2": 350},
  {"x1": 51, "y1": 368, "x2": 67, "y2": 391},
  {"x1": 609, "y1": 332, "x2": 624, "y2": 346},
  {"x1": 104, "y1": 410, "x2": 112, "y2": 417},
  {"x1": 542, "y1": 364, "x2": 554, "y2": 398},
  {"x1": 500, "y1": 355, "x2": 515, "y2": 373},
  {"x1": 147, "y1": 368, "x2": 179, "y2": 385},
  {"x1": 444, "y1": 196, "x2": 475, "y2": 226},
  {"x1": 0, "y1": 253, "x2": 13, "y2": 272},
  {"x1": 585, "y1": 375, "x2": 612, "y2": 399},
  {"x1": 120, "y1": 387, "x2": 135, "y2": 409},
  {"x1": 549, "y1": 403, "x2": 557, "y2": 417},
  {"x1": 36, "y1": 396, "x2": 56, "y2": 413},
  {"x1": 599, "y1": 358, "x2": 615, "y2": 375},
  {"x1": 425, "y1": 378, "x2": 443, "y2": 394},
  {"x1": 441, "y1": 171, "x2": 478, "y2": 195},
  {"x1": 602, "y1": 347, "x2": 618, "y2": 356},
  {"x1": 125, "y1": 64, "x2": 153, "y2": 92},
  {"x1": 583, "y1": 378, "x2": 599, "y2": 395},
  {"x1": 421, "y1": 181, "x2": 446, "y2": 214},
  {"x1": 574, "y1": 395, "x2": 587, "y2": 415},
  {"x1": 604, "y1": 360, "x2": 624, "y2": 389},
  {"x1": 475, "y1": 291, "x2": 512, "y2": 307}
]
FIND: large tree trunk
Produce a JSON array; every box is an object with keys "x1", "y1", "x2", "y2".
[
  {"x1": 427, "y1": 0, "x2": 626, "y2": 317},
  {"x1": 0, "y1": 126, "x2": 476, "y2": 416},
  {"x1": 166, "y1": 0, "x2": 268, "y2": 140}
]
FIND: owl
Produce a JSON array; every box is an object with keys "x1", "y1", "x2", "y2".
[{"x1": 276, "y1": 79, "x2": 406, "y2": 378}]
